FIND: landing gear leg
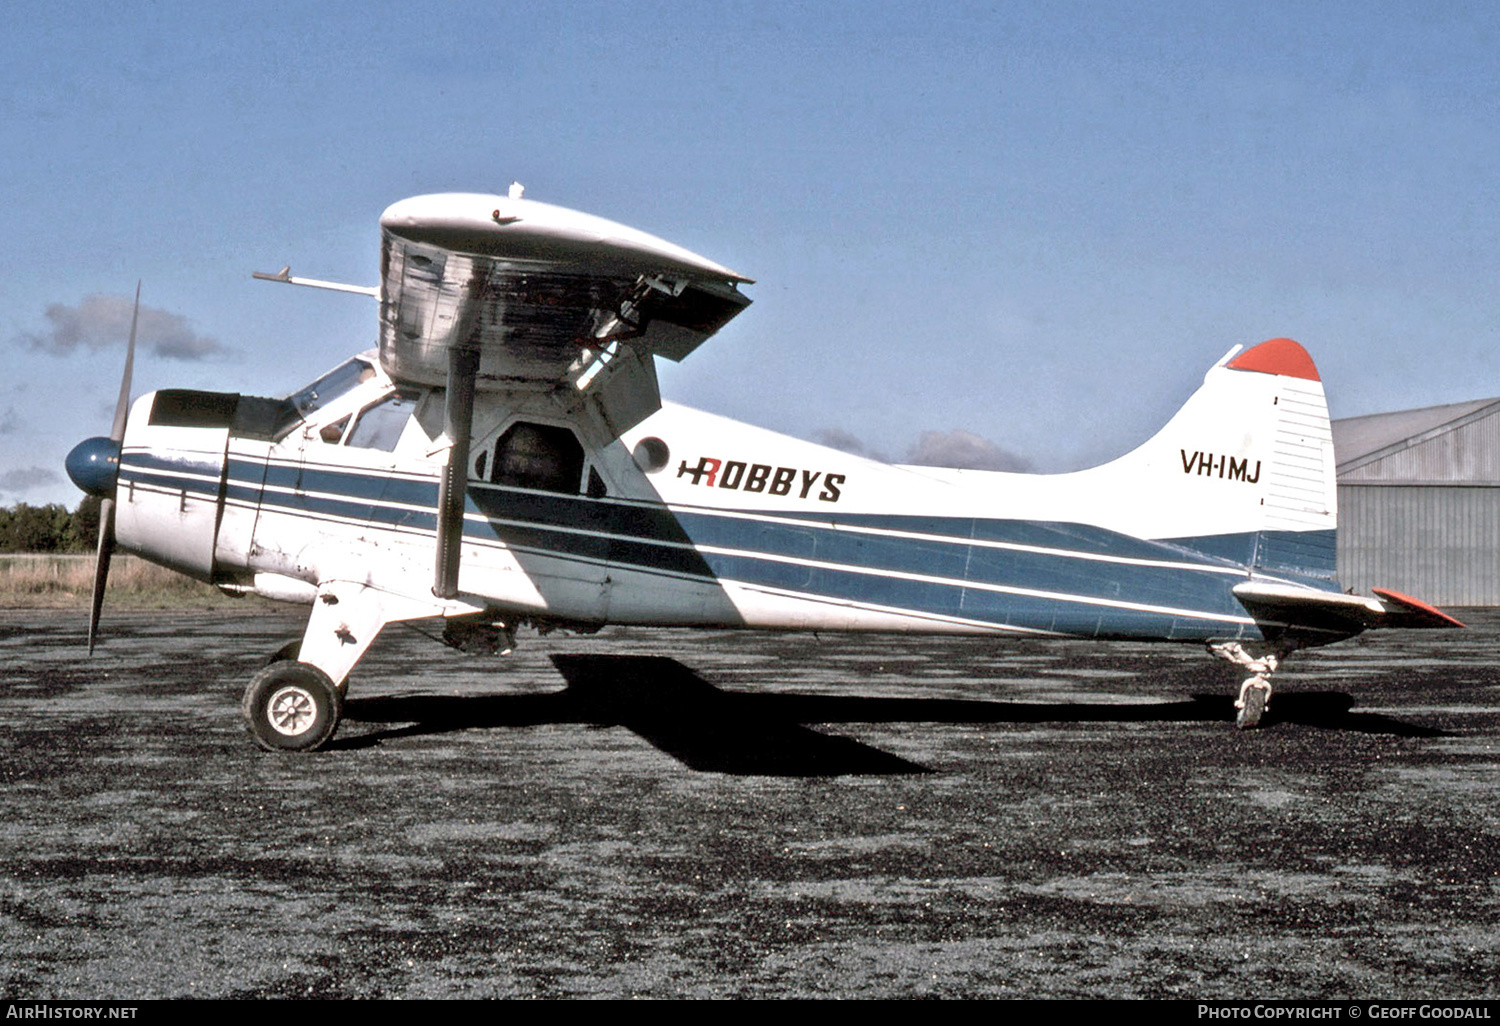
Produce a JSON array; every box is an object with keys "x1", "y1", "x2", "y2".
[{"x1": 1208, "y1": 641, "x2": 1285, "y2": 730}]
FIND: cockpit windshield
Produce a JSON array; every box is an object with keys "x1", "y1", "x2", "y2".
[{"x1": 287, "y1": 358, "x2": 376, "y2": 417}]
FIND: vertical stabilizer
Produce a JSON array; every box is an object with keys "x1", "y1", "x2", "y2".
[{"x1": 1069, "y1": 338, "x2": 1338, "y2": 581}]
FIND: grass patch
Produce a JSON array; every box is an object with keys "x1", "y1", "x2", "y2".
[{"x1": 0, "y1": 554, "x2": 258, "y2": 609}]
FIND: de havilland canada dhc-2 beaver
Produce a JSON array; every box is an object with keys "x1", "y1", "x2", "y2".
[{"x1": 65, "y1": 186, "x2": 1462, "y2": 751}]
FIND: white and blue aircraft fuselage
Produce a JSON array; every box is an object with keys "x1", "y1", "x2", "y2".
[{"x1": 65, "y1": 190, "x2": 1460, "y2": 751}]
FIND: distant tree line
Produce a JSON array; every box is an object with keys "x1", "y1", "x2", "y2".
[{"x1": 0, "y1": 497, "x2": 102, "y2": 553}]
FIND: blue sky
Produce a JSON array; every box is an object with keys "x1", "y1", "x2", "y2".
[{"x1": 4, "y1": 1, "x2": 1498, "y2": 505}]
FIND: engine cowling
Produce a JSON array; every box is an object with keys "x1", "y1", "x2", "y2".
[{"x1": 113, "y1": 390, "x2": 237, "y2": 581}]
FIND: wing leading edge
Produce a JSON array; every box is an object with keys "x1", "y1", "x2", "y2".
[{"x1": 377, "y1": 191, "x2": 752, "y2": 436}]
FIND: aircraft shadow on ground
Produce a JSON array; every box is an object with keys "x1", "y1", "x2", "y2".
[{"x1": 333, "y1": 653, "x2": 1443, "y2": 771}]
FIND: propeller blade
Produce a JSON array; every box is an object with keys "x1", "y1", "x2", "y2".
[
  {"x1": 110, "y1": 282, "x2": 140, "y2": 443},
  {"x1": 87, "y1": 497, "x2": 115, "y2": 656},
  {"x1": 88, "y1": 283, "x2": 139, "y2": 653}
]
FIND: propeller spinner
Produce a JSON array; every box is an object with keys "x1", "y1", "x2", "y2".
[{"x1": 64, "y1": 282, "x2": 139, "y2": 654}]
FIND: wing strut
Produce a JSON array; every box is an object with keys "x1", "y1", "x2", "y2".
[{"x1": 433, "y1": 345, "x2": 479, "y2": 599}]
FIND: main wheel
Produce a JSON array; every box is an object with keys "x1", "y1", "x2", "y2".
[{"x1": 243, "y1": 661, "x2": 343, "y2": 752}]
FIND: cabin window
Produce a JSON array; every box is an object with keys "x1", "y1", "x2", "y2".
[
  {"x1": 288, "y1": 358, "x2": 376, "y2": 417},
  {"x1": 345, "y1": 391, "x2": 420, "y2": 451},
  {"x1": 234, "y1": 395, "x2": 303, "y2": 441},
  {"x1": 490, "y1": 422, "x2": 585, "y2": 493}
]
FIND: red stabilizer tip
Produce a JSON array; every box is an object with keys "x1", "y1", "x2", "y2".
[
  {"x1": 1372, "y1": 587, "x2": 1467, "y2": 628},
  {"x1": 1227, "y1": 338, "x2": 1320, "y2": 381}
]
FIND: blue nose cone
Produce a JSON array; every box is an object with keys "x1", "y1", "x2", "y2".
[{"x1": 66, "y1": 436, "x2": 122, "y2": 498}]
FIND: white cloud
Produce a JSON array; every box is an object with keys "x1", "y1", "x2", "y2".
[
  {"x1": 813, "y1": 426, "x2": 1034, "y2": 471},
  {"x1": 18, "y1": 294, "x2": 224, "y2": 361},
  {"x1": 812, "y1": 428, "x2": 889, "y2": 463},
  {"x1": 0, "y1": 466, "x2": 61, "y2": 496},
  {"x1": 905, "y1": 429, "x2": 1034, "y2": 473}
]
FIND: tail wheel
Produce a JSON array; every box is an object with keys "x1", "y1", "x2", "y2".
[
  {"x1": 1235, "y1": 679, "x2": 1271, "y2": 730},
  {"x1": 243, "y1": 661, "x2": 342, "y2": 752}
]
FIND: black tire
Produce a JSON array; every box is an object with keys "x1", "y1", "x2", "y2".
[{"x1": 242, "y1": 661, "x2": 342, "y2": 752}]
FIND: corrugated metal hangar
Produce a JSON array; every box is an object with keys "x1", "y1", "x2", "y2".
[{"x1": 1334, "y1": 398, "x2": 1500, "y2": 606}]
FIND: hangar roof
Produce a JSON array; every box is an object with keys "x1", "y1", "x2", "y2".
[{"x1": 1334, "y1": 397, "x2": 1500, "y2": 484}]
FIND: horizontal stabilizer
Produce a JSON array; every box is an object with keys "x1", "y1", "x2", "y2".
[
  {"x1": 1234, "y1": 580, "x2": 1464, "y2": 637},
  {"x1": 1233, "y1": 581, "x2": 1383, "y2": 637}
]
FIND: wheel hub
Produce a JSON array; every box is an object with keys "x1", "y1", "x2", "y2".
[{"x1": 267, "y1": 685, "x2": 318, "y2": 736}]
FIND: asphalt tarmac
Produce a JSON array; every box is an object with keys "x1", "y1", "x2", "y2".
[{"x1": 1, "y1": 606, "x2": 1497, "y2": 999}]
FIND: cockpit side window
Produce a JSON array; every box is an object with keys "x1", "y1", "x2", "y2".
[
  {"x1": 288, "y1": 358, "x2": 376, "y2": 418},
  {"x1": 345, "y1": 391, "x2": 420, "y2": 451}
]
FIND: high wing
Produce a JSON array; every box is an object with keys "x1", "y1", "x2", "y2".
[{"x1": 378, "y1": 190, "x2": 753, "y2": 436}]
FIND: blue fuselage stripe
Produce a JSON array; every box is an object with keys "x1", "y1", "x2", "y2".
[{"x1": 119, "y1": 452, "x2": 223, "y2": 497}]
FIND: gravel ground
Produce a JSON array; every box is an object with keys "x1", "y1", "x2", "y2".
[{"x1": 1, "y1": 607, "x2": 1497, "y2": 999}]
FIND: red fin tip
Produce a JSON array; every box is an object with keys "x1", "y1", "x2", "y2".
[{"x1": 1227, "y1": 338, "x2": 1320, "y2": 382}]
